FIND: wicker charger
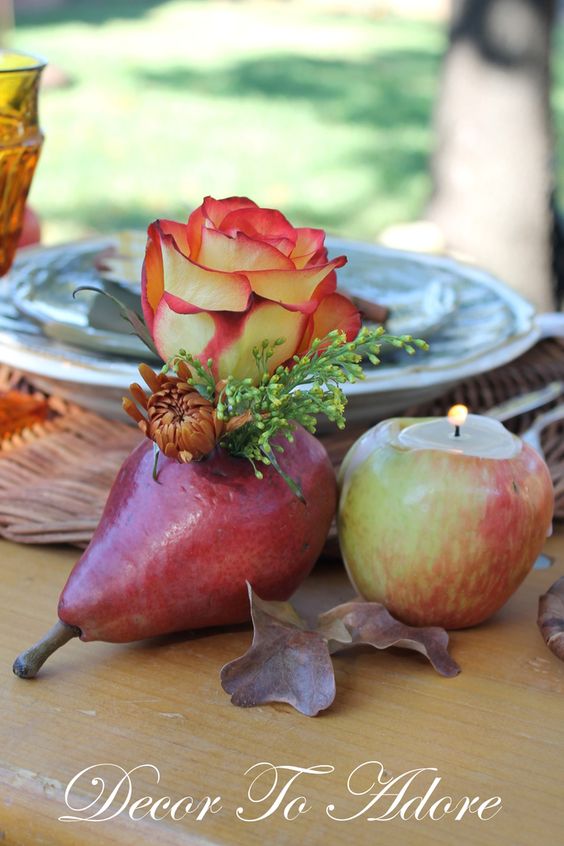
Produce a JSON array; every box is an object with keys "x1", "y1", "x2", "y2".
[
  {"x1": 0, "y1": 338, "x2": 562, "y2": 548},
  {"x1": 0, "y1": 366, "x2": 139, "y2": 546}
]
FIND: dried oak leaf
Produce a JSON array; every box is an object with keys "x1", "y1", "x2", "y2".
[
  {"x1": 221, "y1": 584, "x2": 460, "y2": 717},
  {"x1": 318, "y1": 602, "x2": 461, "y2": 678},
  {"x1": 220, "y1": 585, "x2": 335, "y2": 717},
  {"x1": 538, "y1": 576, "x2": 564, "y2": 662}
]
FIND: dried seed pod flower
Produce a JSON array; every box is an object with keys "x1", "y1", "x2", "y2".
[{"x1": 123, "y1": 362, "x2": 249, "y2": 463}]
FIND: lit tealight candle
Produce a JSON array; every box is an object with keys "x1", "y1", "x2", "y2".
[
  {"x1": 396, "y1": 405, "x2": 521, "y2": 459},
  {"x1": 448, "y1": 404, "x2": 468, "y2": 437}
]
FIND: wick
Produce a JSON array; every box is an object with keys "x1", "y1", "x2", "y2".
[{"x1": 454, "y1": 425, "x2": 461, "y2": 438}]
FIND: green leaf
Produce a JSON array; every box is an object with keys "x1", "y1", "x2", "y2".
[{"x1": 73, "y1": 286, "x2": 159, "y2": 357}]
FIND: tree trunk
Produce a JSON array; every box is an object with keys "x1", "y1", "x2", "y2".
[
  {"x1": 0, "y1": 1, "x2": 14, "y2": 46},
  {"x1": 426, "y1": 0, "x2": 556, "y2": 312}
]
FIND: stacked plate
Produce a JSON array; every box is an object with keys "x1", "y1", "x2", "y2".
[{"x1": 0, "y1": 233, "x2": 556, "y2": 422}]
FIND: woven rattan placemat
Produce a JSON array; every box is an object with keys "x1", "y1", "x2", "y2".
[
  {"x1": 0, "y1": 338, "x2": 563, "y2": 548},
  {"x1": 0, "y1": 366, "x2": 140, "y2": 546}
]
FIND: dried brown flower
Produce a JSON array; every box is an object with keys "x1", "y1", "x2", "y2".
[{"x1": 123, "y1": 362, "x2": 250, "y2": 463}]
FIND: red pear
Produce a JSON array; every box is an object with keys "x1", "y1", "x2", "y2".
[{"x1": 13, "y1": 426, "x2": 336, "y2": 677}]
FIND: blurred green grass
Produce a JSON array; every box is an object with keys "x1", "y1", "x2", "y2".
[{"x1": 11, "y1": 0, "x2": 564, "y2": 244}]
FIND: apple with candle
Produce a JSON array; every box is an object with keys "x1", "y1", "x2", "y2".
[{"x1": 338, "y1": 406, "x2": 554, "y2": 629}]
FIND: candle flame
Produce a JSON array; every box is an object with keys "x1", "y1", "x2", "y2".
[{"x1": 448, "y1": 404, "x2": 468, "y2": 428}]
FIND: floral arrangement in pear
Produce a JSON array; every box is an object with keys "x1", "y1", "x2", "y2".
[
  {"x1": 122, "y1": 196, "x2": 425, "y2": 488},
  {"x1": 13, "y1": 196, "x2": 427, "y2": 683}
]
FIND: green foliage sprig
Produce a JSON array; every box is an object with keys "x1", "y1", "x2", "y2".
[{"x1": 165, "y1": 327, "x2": 428, "y2": 497}]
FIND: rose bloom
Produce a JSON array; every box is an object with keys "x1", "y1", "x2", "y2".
[{"x1": 142, "y1": 196, "x2": 361, "y2": 379}]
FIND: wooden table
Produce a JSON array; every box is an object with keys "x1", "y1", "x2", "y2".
[{"x1": 1, "y1": 533, "x2": 563, "y2": 846}]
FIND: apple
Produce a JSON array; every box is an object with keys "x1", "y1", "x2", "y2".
[{"x1": 337, "y1": 419, "x2": 554, "y2": 629}]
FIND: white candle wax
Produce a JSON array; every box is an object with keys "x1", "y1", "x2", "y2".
[{"x1": 396, "y1": 414, "x2": 521, "y2": 459}]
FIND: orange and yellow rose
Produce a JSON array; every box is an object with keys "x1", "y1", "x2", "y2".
[{"x1": 142, "y1": 196, "x2": 360, "y2": 379}]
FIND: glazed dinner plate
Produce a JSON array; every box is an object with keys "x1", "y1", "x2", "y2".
[{"x1": 1, "y1": 235, "x2": 562, "y2": 421}]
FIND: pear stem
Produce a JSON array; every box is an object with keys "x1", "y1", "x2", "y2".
[{"x1": 13, "y1": 620, "x2": 81, "y2": 679}]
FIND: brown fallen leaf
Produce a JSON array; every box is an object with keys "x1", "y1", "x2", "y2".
[
  {"x1": 220, "y1": 585, "x2": 335, "y2": 717},
  {"x1": 318, "y1": 602, "x2": 461, "y2": 678},
  {"x1": 538, "y1": 576, "x2": 564, "y2": 662},
  {"x1": 221, "y1": 584, "x2": 460, "y2": 717}
]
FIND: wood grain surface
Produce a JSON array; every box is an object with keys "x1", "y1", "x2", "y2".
[{"x1": 1, "y1": 535, "x2": 563, "y2": 846}]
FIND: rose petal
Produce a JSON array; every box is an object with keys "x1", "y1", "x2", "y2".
[
  {"x1": 290, "y1": 228, "x2": 326, "y2": 268},
  {"x1": 160, "y1": 232, "x2": 252, "y2": 313},
  {"x1": 152, "y1": 299, "x2": 217, "y2": 362},
  {"x1": 142, "y1": 219, "x2": 192, "y2": 326},
  {"x1": 198, "y1": 228, "x2": 294, "y2": 273},
  {"x1": 246, "y1": 256, "x2": 345, "y2": 313},
  {"x1": 265, "y1": 237, "x2": 296, "y2": 257},
  {"x1": 210, "y1": 301, "x2": 308, "y2": 380},
  {"x1": 187, "y1": 197, "x2": 258, "y2": 262},
  {"x1": 141, "y1": 222, "x2": 166, "y2": 328},
  {"x1": 220, "y1": 206, "x2": 297, "y2": 246},
  {"x1": 159, "y1": 219, "x2": 191, "y2": 257},
  {"x1": 202, "y1": 195, "x2": 258, "y2": 228},
  {"x1": 185, "y1": 204, "x2": 207, "y2": 263},
  {"x1": 299, "y1": 292, "x2": 361, "y2": 352},
  {"x1": 154, "y1": 298, "x2": 307, "y2": 379}
]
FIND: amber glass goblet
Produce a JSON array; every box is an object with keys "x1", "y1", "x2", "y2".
[{"x1": 0, "y1": 50, "x2": 45, "y2": 275}]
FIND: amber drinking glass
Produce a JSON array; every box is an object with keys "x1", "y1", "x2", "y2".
[{"x1": 0, "y1": 50, "x2": 45, "y2": 275}]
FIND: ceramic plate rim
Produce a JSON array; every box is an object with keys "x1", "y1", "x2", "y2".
[{"x1": 2, "y1": 237, "x2": 538, "y2": 393}]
